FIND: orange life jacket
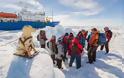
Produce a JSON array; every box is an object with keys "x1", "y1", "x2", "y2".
[{"x1": 89, "y1": 32, "x2": 99, "y2": 46}]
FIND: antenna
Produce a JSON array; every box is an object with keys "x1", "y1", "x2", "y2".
[{"x1": 52, "y1": 9, "x2": 53, "y2": 22}]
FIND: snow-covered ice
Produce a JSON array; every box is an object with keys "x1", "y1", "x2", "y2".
[{"x1": 0, "y1": 26, "x2": 123, "y2": 78}]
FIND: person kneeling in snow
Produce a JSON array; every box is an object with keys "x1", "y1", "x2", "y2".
[
  {"x1": 14, "y1": 25, "x2": 36, "y2": 57},
  {"x1": 56, "y1": 37, "x2": 64, "y2": 69},
  {"x1": 69, "y1": 35, "x2": 83, "y2": 69}
]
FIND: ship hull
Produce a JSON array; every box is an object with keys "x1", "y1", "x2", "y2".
[{"x1": 0, "y1": 21, "x2": 59, "y2": 30}]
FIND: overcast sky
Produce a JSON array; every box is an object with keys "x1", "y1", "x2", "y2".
[{"x1": 0, "y1": 0, "x2": 123, "y2": 26}]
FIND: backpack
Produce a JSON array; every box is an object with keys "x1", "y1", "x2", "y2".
[
  {"x1": 80, "y1": 36, "x2": 86, "y2": 47},
  {"x1": 108, "y1": 30, "x2": 113, "y2": 38},
  {"x1": 72, "y1": 43, "x2": 78, "y2": 53},
  {"x1": 98, "y1": 33, "x2": 107, "y2": 45},
  {"x1": 87, "y1": 34, "x2": 92, "y2": 42}
]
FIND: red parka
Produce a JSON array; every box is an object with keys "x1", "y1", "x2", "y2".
[
  {"x1": 105, "y1": 30, "x2": 112, "y2": 42},
  {"x1": 68, "y1": 37, "x2": 83, "y2": 56}
]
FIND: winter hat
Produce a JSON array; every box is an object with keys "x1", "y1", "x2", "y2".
[
  {"x1": 91, "y1": 28, "x2": 97, "y2": 31},
  {"x1": 81, "y1": 29, "x2": 85, "y2": 32},
  {"x1": 70, "y1": 33, "x2": 74, "y2": 37},
  {"x1": 52, "y1": 35, "x2": 56, "y2": 39},
  {"x1": 104, "y1": 27, "x2": 109, "y2": 31},
  {"x1": 65, "y1": 33, "x2": 69, "y2": 36}
]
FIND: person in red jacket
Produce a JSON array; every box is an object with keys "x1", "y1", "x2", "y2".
[
  {"x1": 69, "y1": 34, "x2": 83, "y2": 69},
  {"x1": 48, "y1": 35, "x2": 58, "y2": 64},
  {"x1": 37, "y1": 30, "x2": 47, "y2": 48},
  {"x1": 78, "y1": 30, "x2": 88, "y2": 48},
  {"x1": 83, "y1": 30, "x2": 88, "y2": 39},
  {"x1": 67, "y1": 33, "x2": 74, "y2": 56},
  {"x1": 62, "y1": 33, "x2": 69, "y2": 61},
  {"x1": 100, "y1": 27, "x2": 113, "y2": 54}
]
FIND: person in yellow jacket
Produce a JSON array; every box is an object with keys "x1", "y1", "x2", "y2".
[{"x1": 87, "y1": 28, "x2": 99, "y2": 64}]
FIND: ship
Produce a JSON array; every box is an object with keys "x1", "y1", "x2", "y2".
[{"x1": 0, "y1": 8, "x2": 59, "y2": 30}]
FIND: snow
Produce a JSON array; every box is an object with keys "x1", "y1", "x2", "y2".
[
  {"x1": 6, "y1": 49, "x2": 55, "y2": 78},
  {"x1": 54, "y1": 68, "x2": 65, "y2": 78},
  {"x1": 0, "y1": 28, "x2": 64, "y2": 78},
  {"x1": 0, "y1": 26, "x2": 124, "y2": 78}
]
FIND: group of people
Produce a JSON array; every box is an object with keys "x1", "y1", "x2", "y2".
[{"x1": 37, "y1": 27, "x2": 113, "y2": 69}]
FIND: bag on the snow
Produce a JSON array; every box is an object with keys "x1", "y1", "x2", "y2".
[
  {"x1": 14, "y1": 36, "x2": 39, "y2": 58},
  {"x1": 98, "y1": 33, "x2": 107, "y2": 45}
]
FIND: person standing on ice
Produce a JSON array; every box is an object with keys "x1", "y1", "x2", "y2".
[
  {"x1": 87, "y1": 32, "x2": 92, "y2": 51},
  {"x1": 100, "y1": 27, "x2": 113, "y2": 54},
  {"x1": 56, "y1": 37, "x2": 64, "y2": 69},
  {"x1": 87, "y1": 28, "x2": 99, "y2": 64},
  {"x1": 77, "y1": 30, "x2": 88, "y2": 48},
  {"x1": 69, "y1": 34, "x2": 83, "y2": 69},
  {"x1": 67, "y1": 33, "x2": 74, "y2": 56},
  {"x1": 48, "y1": 35, "x2": 58, "y2": 64},
  {"x1": 62, "y1": 33, "x2": 69, "y2": 61},
  {"x1": 37, "y1": 30, "x2": 47, "y2": 48},
  {"x1": 82, "y1": 30, "x2": 88, "y2": 47}
]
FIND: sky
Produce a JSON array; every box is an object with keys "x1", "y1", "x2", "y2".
[{"x1": 0, "y1": 0, "x2": 123, "y2": 26}]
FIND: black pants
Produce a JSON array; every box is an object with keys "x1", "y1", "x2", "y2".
[
  {"x1": 69, "y1": 53, "x2": 81, "y2": 69},
  {"x1": 51, "y1": 54, "x2": 55, "y2": 64},
  {"x1": 87, "y1": 43, "x2": 90, "y2": 51},
  {"x1": 100, "y1": 42, "x2": 109, "y2": 53},
  {"x1": 88, "y1": 46, "x2": 98, "y2": 63},
  {"x1": 63, "y1": 44, "x2": 68, "y2": 61},
  {"x1": 56, "y1": 59, "x2": 62, "y2": 69}
]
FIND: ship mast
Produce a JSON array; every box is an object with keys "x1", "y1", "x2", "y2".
[{"x1": 52, "y1": 9, "x2": 53, "y2": 22}]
